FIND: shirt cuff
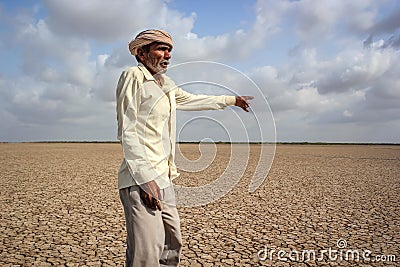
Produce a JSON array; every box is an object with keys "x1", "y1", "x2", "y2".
[{"x1": 224, "y1": 96, "x2": 236, "y2": 106}]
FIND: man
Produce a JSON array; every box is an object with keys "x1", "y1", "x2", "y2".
[{"x1": 116, "y1": 29, "x2": 252, "y2": 266}]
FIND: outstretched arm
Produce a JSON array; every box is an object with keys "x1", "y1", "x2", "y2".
[{"x1": 174, "y1": 86, "x2": 254, "y2": 111}]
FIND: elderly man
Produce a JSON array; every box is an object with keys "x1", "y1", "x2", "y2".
[{"x1": 116, "y1": 29, "x2": 252, "y2": 266}]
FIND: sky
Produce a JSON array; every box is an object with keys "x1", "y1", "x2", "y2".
[{"x1": 0, "y1": 0, "x2": 399, "y2": 143}]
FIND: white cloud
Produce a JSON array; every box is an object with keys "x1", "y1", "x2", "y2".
[
  {"x1": 171, "y1": 0, "x2": 287, "y2": 62},
  {"x1": 246, "y1": 41, "x2": 400, "y2": 129},
  {"x1": 287, "y1": 0, "x2": 381, "y2": 42},
  {"x1": 92, "y1": 54, "x2": 123, "y2": 102},
  {"x1": 0, "y1": 0, "x2": 399, "y2": 142},
  {"x1": 317, "y1": 48, "x2": 393, "y2": 94},
  {"x1": 42, "y1": 0, "x2": 201, "y2": 45},
  {"x1": 12, "y1": 17, "x2": 96, "y2": 88},
  {"x1": 343, "y1": 110, "x2": 353, "y2": 117}
]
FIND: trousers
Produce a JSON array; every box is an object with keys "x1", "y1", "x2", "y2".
[{"x1": 119, "y1": 185, "x2": 182, "y2": 267}]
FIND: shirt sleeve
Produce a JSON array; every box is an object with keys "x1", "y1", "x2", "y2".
[
  {"x1": 174, "y1": 86, "x2": 236, "y2": 111},
  {"x1": 116, "y1": 70, "x2": 160, "y2": 185}
]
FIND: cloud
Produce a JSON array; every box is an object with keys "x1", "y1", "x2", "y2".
[
  {"x1": 0, "y1": 12, "x2": 105, "y2": 141},
  {"x1": 316, "y1": 48, "x2": 393, "y2": 94},
  {"x1": 245, "y1": 38, "x2": 400, "y2": 129},
  {"x1": 370, "y1": 8, "x2": 400, "y2": 35},
  {"x1": 42, "y1": 0, "x2": 204, "y2": 46},
  {"x1": 171, "y1": 0, "x2": 287, "y2": 62},
  {"x1": 92, "y1": 53, "x2": 124, "y2": 102},
  {"x1": 11, "y1": 17, "x2": 96, "y2": 87},
  {"x1": 282, "y1": 0, "x2": 381, "y2": 42},
  {"x1": 0, "y1": 0, "x2": 399, "y2": 142},
  {"x1": 0, "y1": 76, "x2": 94, "y2": 125},
  {"x1": 364, "y1": 6, "x2": 400, "y2": 49}
]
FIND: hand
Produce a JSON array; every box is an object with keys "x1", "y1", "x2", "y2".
[
  {"x1": 139, "y1": 180, "x2": 162, "y2": 211},
  {"x1": 235, "y1": 96, "x2": 254, "y2": 112}
]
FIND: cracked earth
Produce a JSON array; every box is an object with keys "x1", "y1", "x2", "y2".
[{"x1": 0, "y1": 143, "x2": 399, "y2": 266}]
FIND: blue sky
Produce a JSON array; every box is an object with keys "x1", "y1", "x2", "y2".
[
  {"x1": 0, "y1": 0, "x2": 399, "y2": 142},
  {"x1": 168, "y1": 1, "x2": 255, "y2": 36}
]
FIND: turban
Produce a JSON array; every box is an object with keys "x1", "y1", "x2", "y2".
[{"x1": 128, "y1": 29, "x2": 173, "y2": 56}]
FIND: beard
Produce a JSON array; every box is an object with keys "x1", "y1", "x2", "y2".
[{"x1": 145, "y1": 55, "x2": 169, "y2": 75}]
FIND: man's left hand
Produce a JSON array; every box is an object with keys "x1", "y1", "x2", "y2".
[{"x1": 235, "y1": 96, "x2": 254, "y2": 112}]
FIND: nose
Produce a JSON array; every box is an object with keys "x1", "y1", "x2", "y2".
[{"x1": 164, "y1": 50, "x2": 171, "y2": 60}]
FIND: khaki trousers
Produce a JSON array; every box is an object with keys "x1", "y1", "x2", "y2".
[{"x1": 119, "y1": 185, "x2": 182, "y2": 267}]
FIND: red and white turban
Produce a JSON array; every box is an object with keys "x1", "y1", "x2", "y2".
[{"x1": 128, "y1": 29, "x2": 173, "y2": 56}]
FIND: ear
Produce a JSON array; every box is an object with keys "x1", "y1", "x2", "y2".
[{"x1": 137, "y1": 48, "x2": 146, "y2": 62}]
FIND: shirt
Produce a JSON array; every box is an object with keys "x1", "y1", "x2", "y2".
[{"x1": 116, "y1": 63, "x2": 236, "y2": 189}]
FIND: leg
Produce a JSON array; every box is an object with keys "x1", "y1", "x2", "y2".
[
  {"x1": 119, "y1": 186, "x2": 165, "y2": 267},
  {"x1": 159, "y1": 185, "x2": 183, "y2": 267}
]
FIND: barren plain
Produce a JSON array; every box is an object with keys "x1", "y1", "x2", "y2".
[{"x1": 0, "y1": 143, "x2": 399, "y2": 266}]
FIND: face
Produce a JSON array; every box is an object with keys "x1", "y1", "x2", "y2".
[{"x1": 138, "y1": 43, "x2": 172, "y2": 75}]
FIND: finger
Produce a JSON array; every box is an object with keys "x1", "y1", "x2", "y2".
[
  {"x1": 140, "y1": 190, "x2": 154, "y2": 209},
  {"x1": 150, "y1": 187, "x2": 162, "y2": 210},
  {"x1": 241, "y1": 97, "x2": 251, "y2": 107},
  {"x1": 153, "y1": 197, "x2": 162, "y2": 211},
  {"x1": 148, "y1": 183, "x2": 161, "y2": 200},
  {"x1": 241, "y1": 102, "x2": 250, "y2": 112},
  {"x1": 140, "y1": 189, "x2": 147, "y2": 203},
  {"x1": 145, "y1": 194, "x2": 152, "y2": 208},
  {"x1": 148, "y1": 195, "x2": 158, "y2": 210},
  {"x1": 155, "y1": 187, "x2": 161, "y2": 201},
  {"x1": 150, "y1": 187, "x2": 161, "y2": 201},
  {"x1": 141, "y1": 193, "x2": 150, "y2": 207}
]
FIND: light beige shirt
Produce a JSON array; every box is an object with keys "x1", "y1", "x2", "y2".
[{"x1": 116, "y1": 63, "x2": 236, "y2": 189}]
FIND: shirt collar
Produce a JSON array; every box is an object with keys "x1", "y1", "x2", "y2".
[
  {"x1": 138, "y1": 63, "x2": 156, "y2": 81},
  {"x1": 137, "y1": 63, "x2": 170, "y2": 89}
]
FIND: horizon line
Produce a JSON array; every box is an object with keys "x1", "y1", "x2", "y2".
[{"x1": 1, "y1": 141, "x2": 399, "y2": 145}]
